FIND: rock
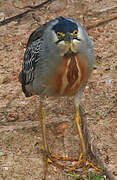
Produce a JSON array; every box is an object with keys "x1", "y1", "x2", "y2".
[{"x1": 0, "y1": 151, "x2": 6, "y2": 156}]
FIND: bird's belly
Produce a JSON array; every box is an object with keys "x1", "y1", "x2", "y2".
[{"x1": 49, "y1": 54, "x2": 88, "y2": 96}]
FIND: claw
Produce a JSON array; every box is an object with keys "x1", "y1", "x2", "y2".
[
  {"x1": 86, "y1": 161, "x2": 101, "y2": 171},
  {"x1": 68, "y1": 153, "x2": 100, "y2": 173},
  {"x1": 68, "y1": 153, "x2": 83, "y2": 172}
]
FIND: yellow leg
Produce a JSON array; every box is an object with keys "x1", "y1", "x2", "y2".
[
  {"x1": 75, "y1": 107, "x2": 86, "y2": 159},
  {"x1": 39, "y1": 100, "x2": 49, "y2": 178},
  {"x1": 68, "y1": 106, "x2": 100, "y2": 172},
  {"x1": 68, "y1": 107, "x2": 86, "y2": 172}
]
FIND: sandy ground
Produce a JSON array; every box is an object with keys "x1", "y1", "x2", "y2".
[{"x1": 0, "y1": 0, "x2": 117, "y2": 179}]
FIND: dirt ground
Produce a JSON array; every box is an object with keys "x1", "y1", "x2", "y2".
[{"x1": 0, "y1": 0, "x2": 117, "y2": 180}]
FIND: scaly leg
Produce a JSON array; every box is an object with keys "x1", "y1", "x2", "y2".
[
  {"x1": 39, "y1": 100, "x2": 49, "y2": 178},
  {"x1": 75, "y1": 107, "x2": 86, "y2": 159},
  {"x1": 68, "y1": 106, "x2": 100, "y2": 172}
]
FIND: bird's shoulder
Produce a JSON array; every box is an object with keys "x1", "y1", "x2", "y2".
[
  {"x1": 26, "y1": 18, "x2": 58, "y2": 47},
  {"x1": 26, "y1": 24, "x2": 47, "y2": 47}
]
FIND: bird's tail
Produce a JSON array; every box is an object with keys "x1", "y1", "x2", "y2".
[{"x1": 19, "y1": 71, "x2": 32, "y2": 97}]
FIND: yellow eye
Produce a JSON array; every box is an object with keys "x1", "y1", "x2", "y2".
[
  {"x1": 56, "y1": 32, "x2": 65, "y2": 39},
  {"x1": 72, "y1": 30, "x2": 78, "y2": 37}
]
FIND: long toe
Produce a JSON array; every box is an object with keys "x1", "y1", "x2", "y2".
[{"x1": 68, "y1": 153, "x2": 100, "y2": 173}]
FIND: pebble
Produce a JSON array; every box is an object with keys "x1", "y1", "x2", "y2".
[
  {"x1": 4, "y1": 167, "x2": 8, "y2": 171},
  {"x1": 0, "y1": 152, "x2": 6, "y2": 156}
]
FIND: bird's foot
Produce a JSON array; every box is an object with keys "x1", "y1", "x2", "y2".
[
  {"x1": 40, "y1": 144, "x2": 77, "y2": 170},
  {"x1": 41, "y1": 146, "x2": 100, "y2": 172},
  {"x1": 68, "y1": 153, "x2": 100, "y2": 173}
]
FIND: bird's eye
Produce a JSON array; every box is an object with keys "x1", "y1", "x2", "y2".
[
  {"x1": 56, "y1": 32, "x2": 65, "y2": 39},
  {"x1": 72, "y1": 30, "x2": 78, "y2": 37}
]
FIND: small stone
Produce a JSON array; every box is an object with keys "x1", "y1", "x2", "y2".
[
  {"x1": 84, "y1": 86, "x2": 89, "y2": 93},
  {"x1": 2, "y1": 77, "x2": 11, "y2": 84},
  {"x1": 0, "y1": 12, "x2": 5, "y2": 21},
  {"x1": 0, "y1": 152, "x2": 6, "y2": 156},
  {"x1": 4, "y1": 167, "x2": 8, "y2": 171},
  {"x1": 93, "y1": 69, "x2": 97, "y2": 75},
  {"x1": 56, "y1": 123, "x2": 67, "y2": 134},
  {"x1": 17, "y1": 151, "x2": 22, "y2": 155}
]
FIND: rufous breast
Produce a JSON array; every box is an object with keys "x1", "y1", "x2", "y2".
[{"x1": 50, "y1": 53, "x2": 88, "y2": 96}]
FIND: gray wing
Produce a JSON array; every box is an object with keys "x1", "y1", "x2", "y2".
[
  {"x1": 21, "y1": 39, "x2": 41, "y2": 84},
  {"x1": 19, "y1": 26, "x2": 45, "y2": 96},
  {"x1": 19, "y1": 19, "x2": 58, "y2": 96}
]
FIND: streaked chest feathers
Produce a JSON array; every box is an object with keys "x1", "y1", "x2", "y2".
[{"x1": 50, "y1": 53, "x2": 87, "y2": 96}]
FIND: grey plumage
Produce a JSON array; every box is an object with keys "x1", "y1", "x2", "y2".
[{"x1": 19, "y1": 17, "x2": 95, "y2": 97}]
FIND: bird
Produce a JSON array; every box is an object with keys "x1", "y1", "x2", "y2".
[{"x1": 19, "y1": 17, "x2": 97, "y2": 178}]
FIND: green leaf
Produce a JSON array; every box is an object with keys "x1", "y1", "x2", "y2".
[{"x1": 64, "y1": 172, "x2": 85, "y2": 179}]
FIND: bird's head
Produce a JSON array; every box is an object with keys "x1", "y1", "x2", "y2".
[{"x1": 51, "y1": 17, "x2": 85, "y2": 56}]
